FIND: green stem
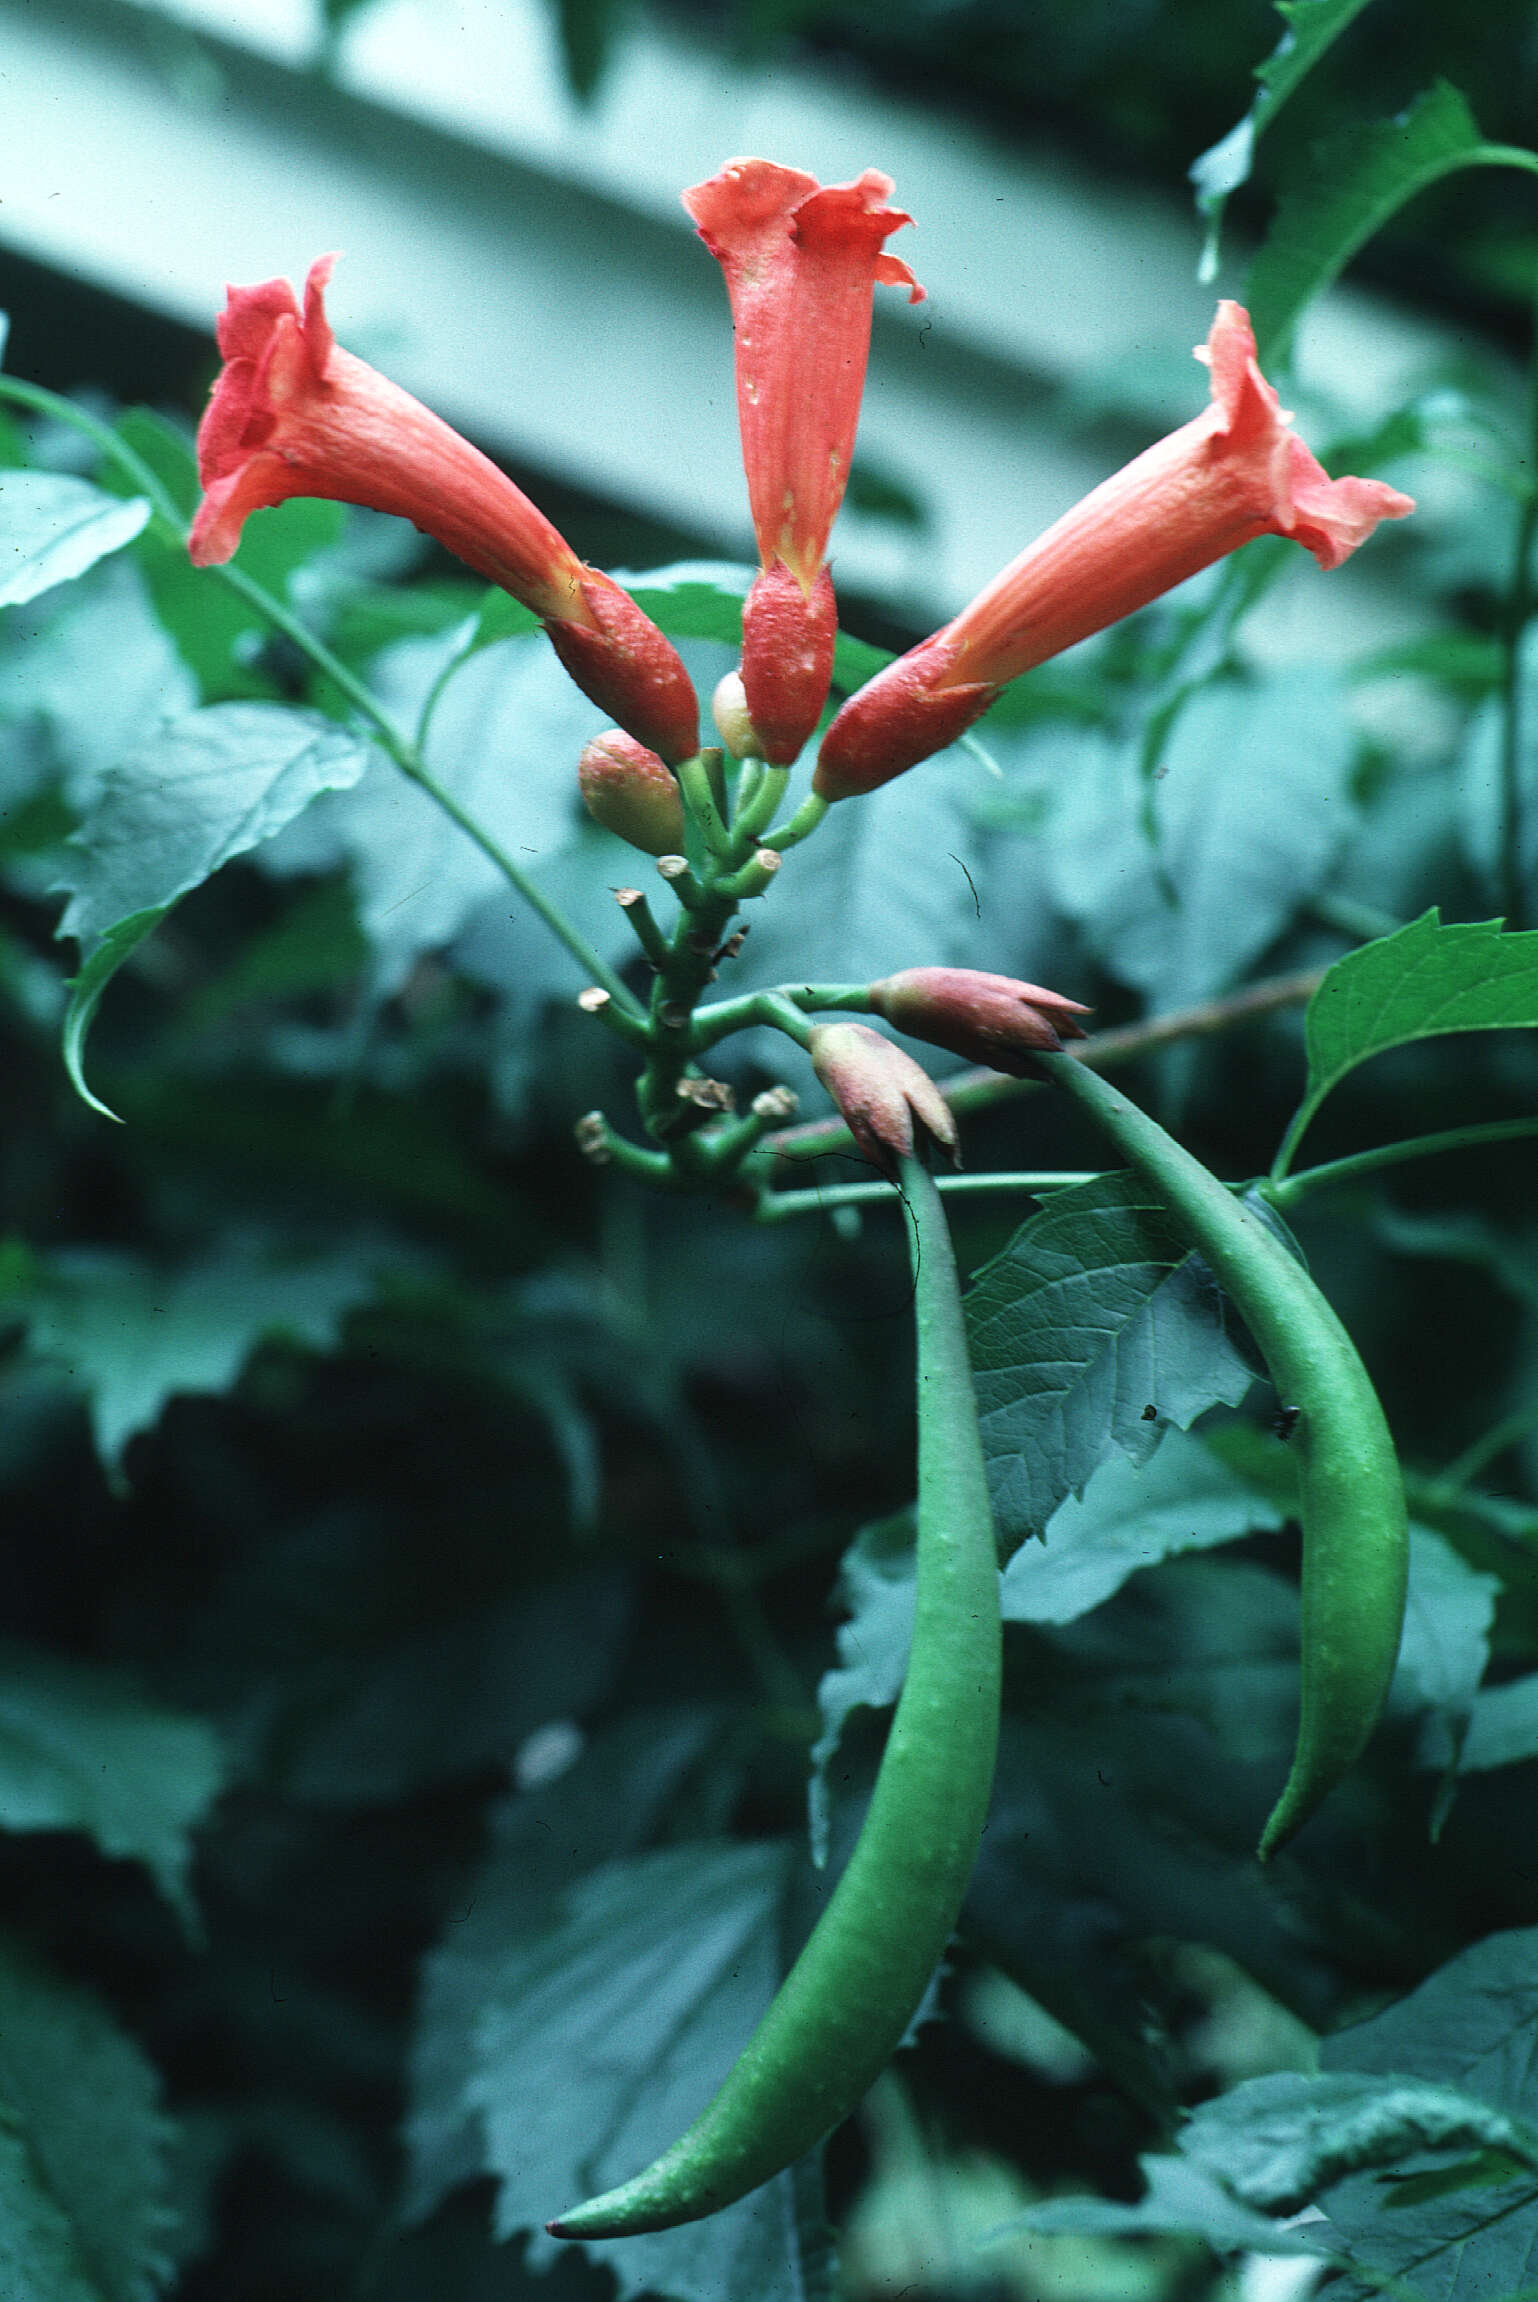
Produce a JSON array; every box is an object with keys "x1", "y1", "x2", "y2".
[
  {"x1": 691, "y1": 981, "x2": 869, "y2": 1051},
  {"x1": 0, "y1": 377, "x2": 185, "y2": 526},
  {"x1": 1421, "y1": 1408, "x2": 1538, "y2": 1503},
  {"x1": 730, "y1": 764, "x2": 789, "y2": 852},
  {"x1": 762, "y1": 792, "x2": 829, "y2": 851},
  {"x1": 1268, "y1": 1114, "x2": 1538, "y2": 1210},
  {"x1": 754, "y1": 1171, "x2": 1099, "y2": 1223}
]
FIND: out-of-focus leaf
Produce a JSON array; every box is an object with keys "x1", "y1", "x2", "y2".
[
  {"x1": 1047, "y1": 671, "x2": 1355, "y2": 1014},
  {"x1": 1182, "y1": 2068, "x2": 1538, "y2": 2211},
  {"x1": 1457, "y1": 1673, "x2": 1538, "y2": 1773},
  {"x1": 553, "y1": 0, "x2": 616, "y2": 104},
  {"x1": 0, "y1": 1643, "x2": 222, "y2": 1932},
  {"x1": 53, "y1": 703, "x2": 372, "y2": 1108},
  {"x1": 1306, "y1": 1925, "x2": 1538, "y2": 2296},
  {"x1": 0, "y1": 1935, "x2": 178, "y2": 2302},
  {"x1": 966, "y1": 1172, "x2": 1256, "y2": 1550},
  {"x1": 0, "y1": 473, "x2": 149, "y2": 607},
  {"x1": 406, "y1": 1707, "x2": 731, "y2": 2219},
  {"x1": 464, "y1": 1838, "x2": 836, "y2": 2302},
  {"x1": 1013, "y1": 2151, "x2": 1328, "y2": 2253},
  {"x1": 1280, "y1": 911, "x2": 1538, "y2": 1168},
  {"x1": 1396, "y1": 1527, "x2": 1498, "y2": 1807},
  {"x1": 1190, "y1": 0, "x2": 1379, "y2": 278},
  {"x1": 0, "y1": 558, "x2": 197, "y2": 807},
  {"x1": 1001, "y1": 1427, "x2": 1284, "y2": 1626},
  {"x1": 269, "y1": 632, "x2": 597, "y2": 994},
  {"x1": 13, "y1": 1242, "x2": 379, "y2": 1470},
  {"x1": 1246, "y1": 80, "x2": 1538, "y2": 360}
]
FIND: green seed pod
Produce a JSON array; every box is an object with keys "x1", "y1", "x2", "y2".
[{"x1": 549, "y1": 1157, "x2": 1002, "y2": 2237}]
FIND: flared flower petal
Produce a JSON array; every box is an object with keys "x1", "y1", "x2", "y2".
[
  {"x1": 815, "y1": 301, "x2": 1414, "y2": 799},
  {"x1": 190, "y1": 258, "x2": 698, "y2": 762},
  {"x1": 868, "y1": 967, "x2": 1091, "y2": 1075},
  {"x1": 685, "y1": 159, "x2": 923, "y2": 761}
]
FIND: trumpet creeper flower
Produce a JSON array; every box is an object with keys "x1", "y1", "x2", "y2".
[
  {"x1": 815, "y1": 301, "x2": 1415, "y2": 799},
  {"x1": 684, "y1": 160, "x2": 923, "y2": 762},
  {"x1": 189, "y1": 257, "x2": 699, "y2": 762}
]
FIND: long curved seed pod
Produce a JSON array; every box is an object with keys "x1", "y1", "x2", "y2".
[
  {"x1": 1035, "y1": 1050, "x2": 1408, "y2": 1859},
  {"x1": 548, "y1": 1156, "x2": 1003, "y2": 2237}
]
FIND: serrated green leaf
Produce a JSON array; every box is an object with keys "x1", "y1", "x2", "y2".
[
  {"x1": 965, "y1": 1172, "x2": 1256, "y2": 1549},
  {"x1": 1183, "y1": 2069, "x2": 1538, "y2": 2213},
  {"x1": 1189, "y1": 0, "x2": 1379, "y2": 277},
  {"x1": 58, "y1": 705, "x2": 373, "y2": 950},
  {"x1": 1001, "y1": 1428, "x2": 1287, "y2": 1626},
  {"x1": 0, "y1": 558, "x2": 198, "y2": 808},
  {"x1": 61, "y1": 909, "x2": 166, "y2": 1121},
  {"x1": 0, "y1": 1644, "x2": 222, "y2": 1931},
  {"x1": 0, "y1": 474, "x2": 150, "y2": 608},
  {"x1": 406, "y1": 1708, "x2": 730, "y2": 2220},
  {"x1": 1246, "y1": 80, "x2": 1538, "y2": 361},
  {"x1": 1280, "y1": 910, "x2": 1538, "y2": 1172},
  {"x1": 53, "y1": 703, "x2": 372, "y2": 1110},
  {"x1": 1047, "y1": 671, "x2": 1355, "y2": 1013},
  {"x1": 1016, "y1": 2151, "x2": 1328, "y2": 2254},
  {"x1": 0, "y1": 1935, "x2": 177, "y2": 2302},
  {"x1": 464, "y1": 1839, "x2": 827, "y2": 2302},
  {"x1": 17, "y1": 1242, "x2": 379, "y2": 1470}
]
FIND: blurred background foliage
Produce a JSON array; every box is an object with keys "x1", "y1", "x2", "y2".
[{"x1": 5, "y1": 3, "x2": 1538, "y2": 2301}]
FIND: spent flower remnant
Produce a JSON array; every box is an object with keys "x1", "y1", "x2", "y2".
[
  {"x1": 809, "y1": 1022, "x2": 960, "y2": 1179},
  {"x1": 189, "y1": 257, "x2": 699, "y2": 763},
  {"x1": 684, "y1": 161, "x2": 923, "y2": 765},
  {"x1": 868, "y1": 968, "x2": 1091, "y2": 1073},
  {"x1": 815, "y1": 301, "x2": 1415, "y2": 799}
]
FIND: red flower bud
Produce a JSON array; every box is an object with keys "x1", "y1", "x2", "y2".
[
  {"x1": 867, "y1": 967, "x2": 1091, "y2": 1074},
  {"x1": 809, "y1": 1021, "x2": 959, "y2": 1178},
  {"x1": 578, "y1": 731, "x2": 686, "y2": 856},
  {"x1": 189, "y1": 256, "x2": 699, "y2": 762}
]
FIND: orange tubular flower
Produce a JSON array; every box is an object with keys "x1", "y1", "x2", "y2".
[
  {"x1": 189, "y1": 257, "x2": 699, "y2": 763},
  {"x1": 815, "y1": 301, "x2": 1415, "y2": 800},
  {"x1": 684, "y1": 160, "x2": 924, "y2": 764},
  {"x1": 868, "y1": 968, "x2": 1091, "y2": 1073}
]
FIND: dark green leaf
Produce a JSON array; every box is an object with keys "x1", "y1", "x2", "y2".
[
  {"x1": 61, "y1": 909, "x2": 166, "y2": 1121},
  {"x1": 15, "y1": 1242, "x2": 379, "y2": 1469},
  {"x1": 1246, "y1": 81, "x2": 1538, "y2": 360},
  {"x1": 1000, "y1": 1428, "x2": 1285, "y2": 1626},
  {"x1": 465, "y1": 1838, "x2": 832, "y2": 2302},
  {"x1": 406, "y1": 1708, "x2": 731, "y2": 2219},
  {"x1": 1283, "y1": 910, "x2": 1538, "y2": 1166},
  {"x1": 0, "y1": 1643, "x2": 223, "y2": 1930},
  {"x1": 1018, "y1": 2152, "x2": 1328, "y2": 2253},
  {"x1": 1396, "y1": 1526, "x2": 1498, "y2": 1799},
  {"x1": 0, "y1": 474, "x2": 150, "y2": 608},
  {"x1": 1047, "y1": 671, "x2": 1356, "y2": 1014},
  {"x1": 0, "y1": 1935, "x2": 177, "y2": 2302},
  {"x1": 1310, "y1": 1925, "x2": 1538, "y2": 2298},
  {"x1": 1190, "y1": 0, "x2": 1379, "y2": 276},
  {"x1": 54, "y1": 703, "x2": 372, "y2": 1109},
  {"x1": 1182, "y1": 2068, "x2": 1538, "y2": 2211},
  {"x1": 965, "y1": 1172, "x2": 1256, "y2": 1549}
]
